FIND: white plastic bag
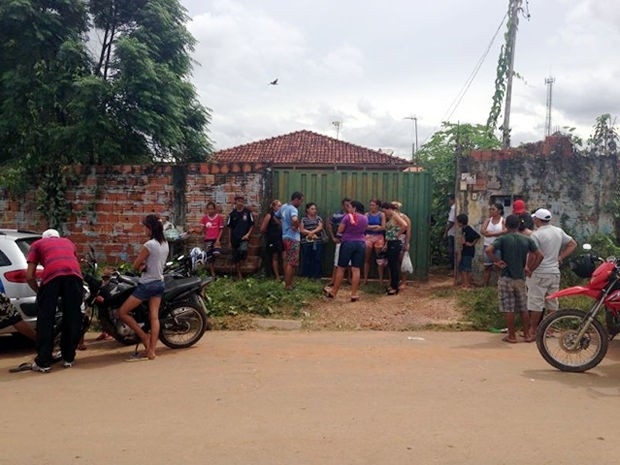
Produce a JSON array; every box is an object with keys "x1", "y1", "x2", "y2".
[{"x1": 401, "y1": 251, "x2": 413, "y2": 274}]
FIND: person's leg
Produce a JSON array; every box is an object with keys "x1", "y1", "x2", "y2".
[
  {"x1": 329, "y1": 243, "x2": 341, "y2": 286},
  {"x1": 504, "y1": 312, "x2": 518, "y2": 342},
  {"x1": 363, "y1": 242, "x2": 372, "y2": 284},
  {"x1": 59, "y1": 276, "x2": 85, "y2": 365},
  {"x1": 313, "y1": 243, "x2": 324, "y2": 279},
  {"x1": 526, "y1": 275, "x2": 542, "y2": 339},
  {"x1": 386, "y1": 241, "x2": 401, "y2": 293},
  {"x1": 447, "y1": 236, "x2": 455, "y2": 271},
  {"x1": 118, "y1": 295, "x2": 149, "y2": 350},
  {"x1": 328, "y1": 267, "x2": 345, "y2": 296},
  {"x1": 13, "y1": 320, "x2": 36, "y2": 341},
  {"x1": 349, "y1": 243, "x2": 364, "y2": 300},
  {"x1": 300, "y1": 242, "x2": 312, "y2": 277},
  {"x1": 34, "y1": 279, "x2": 60, "y2": 368},
  {"x1": 483, "y1": 267, "x2": 491, "y2": 286},
  {"x1": 271, "y1": 251, "x2": 281, "y2": 280},
  {"x1": 147, "y1": 296, "x2": 161, "y2": 359}
]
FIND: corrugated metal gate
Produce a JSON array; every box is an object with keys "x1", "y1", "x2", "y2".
[{"x1": 273, "y1": 169, "x2": 432, "y2": 280}]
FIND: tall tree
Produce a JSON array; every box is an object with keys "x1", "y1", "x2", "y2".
[
  {"x1": 416, "y1": 123, "x2": 500, "y2": 264},
  {"x1": 0, "y1": 0, "x2": 211, "y2": 171}
]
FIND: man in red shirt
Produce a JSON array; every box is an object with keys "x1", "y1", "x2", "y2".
[{"x1": 26, "y1": 229, "x2": 84, "y2": 372}]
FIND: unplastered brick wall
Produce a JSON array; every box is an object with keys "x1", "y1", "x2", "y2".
[{"x1": 0, "y1": 163, "x2": 266, "y2": 273}]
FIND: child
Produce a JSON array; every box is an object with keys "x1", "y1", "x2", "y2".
[
  {"x1": 199, "y1": 201, "x2": 224, "y2": 276},
  {"x1": 456, "y1": 214, "x2": 480, "y2": 288}
]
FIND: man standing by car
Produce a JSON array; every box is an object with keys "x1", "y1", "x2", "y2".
[
  {"x1": 26, "y1": 229, "x2": 83, "y2": 372},
  {"x1": 526, "y1": 208, "x2": 577, "y2": 341}
]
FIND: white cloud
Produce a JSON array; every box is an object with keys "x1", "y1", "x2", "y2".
[{"x1": 184, "y1": 0, "x2": 620, "y2": 154}]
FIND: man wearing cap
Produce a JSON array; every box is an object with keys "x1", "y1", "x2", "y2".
[
  {"x1": 25, "y1": 229, "x2": 84, "y2": 372},
  {"x1": 513, "y1": 199, "x2": 534, "y2": 234},
  {"x1": 526, "y1": 208, "x2": 577, "y2": 341},
  {"x1": 227, "y1": 196, "x2": 255, "y2": 279}
]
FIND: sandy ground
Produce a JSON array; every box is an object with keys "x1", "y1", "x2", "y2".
[{"x1": 2, "y1": 330, "x2": 620, "y2": 465}]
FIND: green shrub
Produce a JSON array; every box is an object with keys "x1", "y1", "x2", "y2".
[
  {"x1": 204, "y1": 276, "x2": 324, "y2": 317},
  {"x1": 459, "y1": 287, "x2": 505, "y2": 330}
]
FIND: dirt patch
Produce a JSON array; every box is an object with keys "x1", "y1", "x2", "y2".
[{"x1": 301, "y1": 272, "x2": 464, "y2": 331}]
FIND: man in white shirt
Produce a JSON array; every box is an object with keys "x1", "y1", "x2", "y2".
[{"x1": 526, "y1": 208, "x2": 577, "y2": 341}]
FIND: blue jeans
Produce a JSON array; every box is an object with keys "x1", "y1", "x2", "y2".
[{"x1": 301, "y1": 241, "x2": 324, "y2": 278}]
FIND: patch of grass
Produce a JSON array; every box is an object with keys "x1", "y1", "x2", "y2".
[
  {"x1": 458, "y1": 286, "x2": 596, "y2": 331},
  {"x1": 458, "y1": 287, "x2": 505, "y2": 331},
  {"x1": 204, "y1": 276, "x2": 324, "y2": 318}
]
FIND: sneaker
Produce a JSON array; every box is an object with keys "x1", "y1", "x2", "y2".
[
  {"x1": 52, "y1": 351, "x2": 63, "y2": 362},
  {"x1": 31, "y1": 362, "x2": 51, "y2": 373},
  {"x1": 62, "y1": 360, "x2": 74, "y2": 368}
]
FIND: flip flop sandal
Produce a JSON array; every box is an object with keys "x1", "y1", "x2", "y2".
[
  {"x1": 9, "y1": 362, "x2": 33, "y2": 373},
  {"x1": 125, "y1": 352, "x2": 149, "y2": 362}
]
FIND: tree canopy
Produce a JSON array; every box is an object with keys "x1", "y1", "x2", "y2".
[{"x1": 0, "y1": 0, "x2": 211, "y2": 179}]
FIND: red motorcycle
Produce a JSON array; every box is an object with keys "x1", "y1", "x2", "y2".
[{"x1": 536, "y1": 246, "x2": 620, "y2": 372}]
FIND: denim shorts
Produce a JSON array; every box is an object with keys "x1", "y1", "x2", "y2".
[
  {"x1": 132, "y1": 280, "x2": 165, "y2": 300},
  {"x1": 337, "y1": 241, "x2": 365, "y2": 269}
]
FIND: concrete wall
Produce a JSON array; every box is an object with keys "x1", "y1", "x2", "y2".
[{"x1": 455, "y1": 136, "x2": 619, "y2": 273}]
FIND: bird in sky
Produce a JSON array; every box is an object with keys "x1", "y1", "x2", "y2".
[{"x1": 269, "y1": 78, "x2": 278, "y2": 85}]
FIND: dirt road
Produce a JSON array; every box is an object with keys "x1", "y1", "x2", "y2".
[{"x1": 2, "y1": 331, "x2": 620, "y2": 465}]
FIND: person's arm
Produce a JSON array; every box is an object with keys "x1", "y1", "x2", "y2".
[
  {"x1": 260, "y1": 213, "x2": 271, "y2": 235},
  {"x1": 215, "y1": 216, "x2": 224, "y2": 243},
  {"x1": 392, "y1": 213, "x2": 408, "y2": 230},
  {"x1": 480, "y1": 218, "x2": 491, "y2": 237},
  {"x1": 559, "y1": 238, "x2": 578, "y2": 264},
  {"x1": 526, "y1": 249, "x2": 544, "y2": 276},
  {"x1": 327, "y1": 218, "x2": 337, "y2": 242},
  {"x1": 25, "y1": 262, "x2": 39, "y2": 293},
  {"x1": 487, "y1": 242, "x2": 506, "y2": 268},
  {"x1": 404, "y1": 215, "x2": 412, "y2": 251},
  {"x1": 291, "y1": 213, "x2": 299, "y2": 231},
  {"x1": 132, "y1": 245, "x2": 150, "y2": 273},
  {"x1": 242, "y1": 213, "x2": 254, "y2": 241}
]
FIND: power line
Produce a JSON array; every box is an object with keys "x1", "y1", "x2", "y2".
[
  {"x1": 441, "y1": 13, "x2": 508, "y2": 123},
  {"x1": 421, "y1": 12, "x2": 508, "y2": 146}
]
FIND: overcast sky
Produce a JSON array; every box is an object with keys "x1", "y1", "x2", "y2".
[{"x1": 182, "y1": 0, "x2": 620, "y2": 158}]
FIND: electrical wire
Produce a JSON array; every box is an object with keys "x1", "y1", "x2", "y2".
[
  {"x1": 420, "y1": 12, "x2": 508, "y2": 146},
  {"x1": 441, "y1": 12, "x2": 508, "y2": 123}
]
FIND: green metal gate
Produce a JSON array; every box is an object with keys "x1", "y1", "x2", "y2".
[{"x1": 273, "y1": 169, "x2": 432, "y2": 280}]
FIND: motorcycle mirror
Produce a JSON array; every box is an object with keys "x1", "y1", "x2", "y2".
[{"x1": 582, "y1": 243, "x2": 592, "y2": 251}]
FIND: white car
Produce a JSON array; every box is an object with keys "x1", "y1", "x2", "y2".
[{"x1": 0, "y1": 229, "x2": 42, "y2": 335}]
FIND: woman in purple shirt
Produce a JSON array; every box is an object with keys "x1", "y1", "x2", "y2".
[{"x1": 323, "y1": 200, "x2": 368, "y2": 302}]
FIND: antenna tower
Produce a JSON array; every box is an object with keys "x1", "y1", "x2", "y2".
[{"x1": 544, "y1": 76, "x2": 555, "y2": 137}]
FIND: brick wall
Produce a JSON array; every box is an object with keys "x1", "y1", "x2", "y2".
[{"x1": 0, "y1": 163, "x2": 267, "y2": 274}]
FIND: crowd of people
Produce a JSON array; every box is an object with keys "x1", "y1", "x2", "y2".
[
  {"x1": 445, "y1": 196, "x2": 577, "y2": 344},
  {"x1": 1, "y1": 192, "x2": 580, "y2": 373},
  {"x1": 189, "y1": 192, "x2": 416, "y2": 300}
]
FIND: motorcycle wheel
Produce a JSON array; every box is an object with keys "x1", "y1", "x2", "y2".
[
  {"x1": 159, "y1": 301, "x2": 207, "y2": 349},
  {"x1": 536, "y1": 308, "x2": 609, "y2": 372}
]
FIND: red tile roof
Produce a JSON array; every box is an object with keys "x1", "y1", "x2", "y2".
[{"x1": 213, "y1": 130, "x2": 411, "y2": 168}]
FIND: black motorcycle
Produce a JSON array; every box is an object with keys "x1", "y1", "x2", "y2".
[{"x1": 84, "y1": 247, "x2": 211, "y2": 349}]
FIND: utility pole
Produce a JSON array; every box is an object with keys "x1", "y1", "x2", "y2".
[
  {"x1": 404, "y1": 116, "x2": 418, "y2": 163},
  {"x1": 544, "y1": 76, "x2": 555, "y2": 138},
  {"x1": 501, "y1": 0, "x2": 522, "y2": 149},
  {"x1": 331, "y1": 121, "x2": 341, "y2": 140}
]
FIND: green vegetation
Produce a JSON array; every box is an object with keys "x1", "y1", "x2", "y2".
[
  {"x1": 0, "y1": 0, "x2": 211, "y2": 227},
  {"x1": 204, "y1": 277, "x2": 324, "y2": 319}
]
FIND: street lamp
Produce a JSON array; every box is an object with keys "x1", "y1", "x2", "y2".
[{"x1": 404, "y1": 116, "x2": 418, "y2": 163}]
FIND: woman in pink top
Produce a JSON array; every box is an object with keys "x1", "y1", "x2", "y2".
[
  {"x1": 198, "y1": 202, "x2": 224, "y2": 276},
  {"x1": 323, "y1": 200, "x2": 368, "y2": 302}
]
